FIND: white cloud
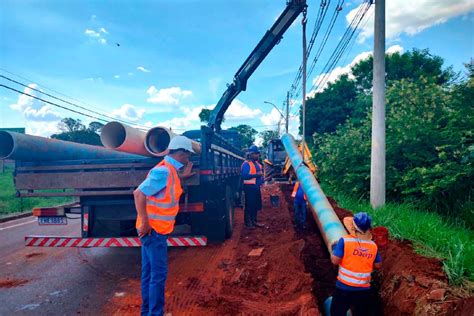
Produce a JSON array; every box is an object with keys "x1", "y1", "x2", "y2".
[
  {"x1": 261, "y1": 108, "x2": 283, "y2": 127},
  {"x1": 9, "y1": 84, "x2": 62, "y2": 122},
  {"x1": 84, "y1": 27, "x2": 108, "y2": 45},
  {"x1": 84, "y1": 29, "x2": 100, "y2": 38},
  {"x1": 348, "y1": 0, "x2": 474, "y2": 43},
  {"x1": 155, "y1": 105, "x2": 213, "y2": 131},
  {"x1": 114, "y1": 75, "x2": 120, "y2": 79},
  {"x1": 146, "y1": 86, "x2": 192, "y2": 105},
  {"x1": 27, "y1": 121, "x2": 61, "y2": 137},
  {"x1": 137, "y1": 66, "x2": 151, "y2": 73},
  {"x1": 111, "y1": 104, "x2": 145, "y2": 122},
  {"x1": 309, "y1": 45, "x2": 403, "y2": 95},
  {"x1": 224, "y1": 99, "x2": 262, "y2": 120}
]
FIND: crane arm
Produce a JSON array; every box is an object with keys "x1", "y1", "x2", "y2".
[{"x1": 208, "y1": 0, "x2": 307, "y2": 132}]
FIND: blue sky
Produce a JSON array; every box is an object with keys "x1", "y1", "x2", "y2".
[{"x1": 0, "y1": 0, "x2": 473, "y2": 139}]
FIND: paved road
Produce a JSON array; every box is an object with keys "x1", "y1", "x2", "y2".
[{"x1": 0, "y1": 216, "x2": 141, "y2": 315}]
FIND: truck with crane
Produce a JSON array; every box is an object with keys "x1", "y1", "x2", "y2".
[{"x1": 2, "y1": 0, "x2": 308, "y2": 247}]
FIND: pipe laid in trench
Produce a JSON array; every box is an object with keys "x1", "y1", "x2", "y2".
[
  {"x1": 0, "y1": 131, "x2": 143, "y2": 161},
  {"x1": 144, "y1": 126, "x2": 201, "y2": 157},
  {"x1": 281, "y1": 133, "x2": 346, "y2": 253},
  {"x1": 100, "y1": 122, "x2": 151, "y2": 156}
]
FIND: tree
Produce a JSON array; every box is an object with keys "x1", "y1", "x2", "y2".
[
  {"x1": 51, "y1": 118, "x2": 104, "y2": 146},
  {"x1": 199, "y1": 109, "x2": 211, "y2": 123},
  {"x1": 303, "y1": 49, "x2": 455, "y2": 139},
  {"x1": 259, "y1": 130, "x2": 279, "y2": 149},
  {"x1": 228, "y1": 124, "x2": 258, "y2": 150}
]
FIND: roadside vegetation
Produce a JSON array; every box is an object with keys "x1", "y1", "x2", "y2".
[
  {"x1": 305, "y1": 49, "x2": 473, "y2": 286},
  {"x1": 326, "y1": 188, "x2": 473, "y2": 286},
  {"x1": 0, "y1": 166, "x2": 73, "y2": 216}
]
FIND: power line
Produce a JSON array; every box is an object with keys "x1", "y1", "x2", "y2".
[
  {"x1": 0, "y1": 73, "x2": 150, "y2": 129},
  {"x1": 310, "y1": 0, "x2": 372, "y2": 93},
  {"x1": 0, "y1": 84, "x2": 147, "y2": 131}
]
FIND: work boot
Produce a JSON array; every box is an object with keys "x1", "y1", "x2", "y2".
[
  {"x1": 253, "y1": 221, "x2": 265, "y2": 228},
  {"x1": 245, "y1": 223, "x2": 255, "y2": 228}
]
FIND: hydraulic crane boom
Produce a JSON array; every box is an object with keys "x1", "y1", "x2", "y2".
[{"x1": 208, "y1": 0, "x2": 307, "y2": 132}]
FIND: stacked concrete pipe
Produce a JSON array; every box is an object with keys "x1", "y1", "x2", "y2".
[{"x1": 281, "y1": 133, "x2": 346, "y2": 253}]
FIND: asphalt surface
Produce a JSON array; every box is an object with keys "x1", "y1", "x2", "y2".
[{"x1": 0, "y1": 216, "x2": 141, "y2": 315}]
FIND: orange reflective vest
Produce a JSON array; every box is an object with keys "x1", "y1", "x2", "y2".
[
  {"x1": 242, "y1": 161, "x2": 260, "y2": 185},
  {"x1": 337, "y1": 235, "x2": 378, "y2": 288},
  {"x1": 136, "y1": 159, "x2": 183, "y2": 235},
  {"x1": 291, "y1": 182, "x2": 307, "y2": 200}
]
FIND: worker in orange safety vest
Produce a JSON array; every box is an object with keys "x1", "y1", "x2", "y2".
[
  {"x1": 241, "y1": 145, "x2": 264, "y2": 228},
  {"x1": 134, "y1": 136, "x2": 195, "y2": 316},
  {"x1": 291, "y1": 181, "x2": 307, "y2": 230},
  {"x1": 330, "y1": 212, "x2": 382, "y2": 316}
]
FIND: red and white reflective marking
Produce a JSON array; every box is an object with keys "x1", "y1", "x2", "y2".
[{"x1": 25, "y1": 236, "x2": 207, "y2": 247}]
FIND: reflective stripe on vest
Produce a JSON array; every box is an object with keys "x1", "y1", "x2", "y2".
[
  {"x1": 242, "y1": 161, "x2": 257, "y2": 185},
  {"x1": 337, "y1": 235, "x2": 377, "y2": 288},
  {"x1": 136, "y1": 159, "x2": 183, "y2": 235}
]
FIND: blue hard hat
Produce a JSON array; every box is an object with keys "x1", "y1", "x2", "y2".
[
  {"x1": 248, "y1": 145, "x2": 260, "y2": 153},
  {"x1": 353, "y1": 212, "x2": 372, "y2": 232}
]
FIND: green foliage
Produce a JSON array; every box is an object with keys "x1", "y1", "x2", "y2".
[
  {"x1": 199, "y1": 108, "x2": 211, "y2": 123},
  {"x1": 228, "y1": 124, "x2": 258, "y2": 150},
  {"x1": 325, "y1": 188, "x2": 474, "y2": 285},
  {"x1": 51, "y1": 118, "x2": 104, "y2": 146},
  {"x1": 0, "y1": 166, "x2": 72, "y2": 215},
  {"x1": 259, "y1": 130, "x2": 280, "y2": 149},
  {"x1": 310, "y1": 51, "x2": 473, "y2": 224}
]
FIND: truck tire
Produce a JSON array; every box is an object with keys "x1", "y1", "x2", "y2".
[{"x1": 225, "y1": 185, "x2": 235, "y2": 238}]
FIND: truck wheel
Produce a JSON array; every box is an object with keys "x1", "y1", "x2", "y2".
[{"x1": 225, "y1": 185, "x2": 235, "y2": 238}]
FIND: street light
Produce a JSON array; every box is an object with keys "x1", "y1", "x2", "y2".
[{"x1": 264, "y1": 101, "x2": 288, "y2": 133}]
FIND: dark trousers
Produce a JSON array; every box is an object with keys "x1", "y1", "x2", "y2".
[
  {"x1": 256, "y1": 186, "x2": 262, "y2": 211},
  {"x1": 243, "y1": 185, "x2": 259, "y2": 225},
  {"x1": 293, "y1": 201, "x2": 307, "y2": 228},
  {"x1": 331, "y1": 287, "x2": 377, "y2": 316}
]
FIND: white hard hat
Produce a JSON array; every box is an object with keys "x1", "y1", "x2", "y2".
[{"x1": 168, "y1": 136, "x2": 195, "y2": 153}]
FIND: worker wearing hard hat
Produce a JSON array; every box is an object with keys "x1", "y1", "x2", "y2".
[
  {"x1": 330, "y1": 212, "x2": 382, "y2": 316},
  {"x1": 134, "y1": 136, "x2": 195, "y2": 316},
  {"x1": 241, "y1": 145, "x2": 264, "y2": 228}
]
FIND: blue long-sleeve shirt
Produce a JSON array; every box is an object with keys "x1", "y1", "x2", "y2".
[
  {"x1": 138, "y1": 156, "x2": 183, "y2": 197},
  {"x1": 241, "y1": 160, "x2": 263, "y2": 187}
]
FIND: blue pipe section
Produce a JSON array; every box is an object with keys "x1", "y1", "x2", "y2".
[{"x1": 281, "y1": 133, "x2": 346, "y2": 253}]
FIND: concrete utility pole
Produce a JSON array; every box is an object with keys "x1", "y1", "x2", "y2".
[
  {"x1": 302, "y1": 7, "x2": 308, "y2": 161},
  {"x1": 286, "y1": 91, "x2": 290, "y2": 134},
  {"x1": 370, "y1": 0, "x2": 386, "y2": 208}
]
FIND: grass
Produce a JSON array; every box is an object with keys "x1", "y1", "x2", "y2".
[
  {"x1": 323, "y1": 186, "x2": 474, "y2": 286},
  {"x1": 0, "y1": 166, "x2": 73, "y2": 216}
]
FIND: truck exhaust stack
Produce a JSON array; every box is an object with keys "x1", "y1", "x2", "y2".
[
  {"x1": 100, "y1": 122, "x2": 151, "y2": 156},
  {"x1": 0, "y1": 131, "x2": 143, "y2": 161}
]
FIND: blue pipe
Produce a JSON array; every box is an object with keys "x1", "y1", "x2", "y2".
[{"x1": 281, "y1": 133, "x2": 346, "y2": 253}]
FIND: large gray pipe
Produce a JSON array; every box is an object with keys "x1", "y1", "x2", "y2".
[
  {"x1": 145, "y1": 126, "x2": 201, "y2": 156},
  {"x1": 281, "y1": 133, "x2": 346, "y2": 253},
  {"x1": 0, "y1": 131, "x2": 143, "y2": 161},
  {"x1": 100, "y1": 122, "x2": 151, "y2": 156}
]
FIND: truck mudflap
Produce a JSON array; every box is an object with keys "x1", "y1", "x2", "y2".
[{"x1": 25, "y1": 236, "x2": 207, "y2": 247}]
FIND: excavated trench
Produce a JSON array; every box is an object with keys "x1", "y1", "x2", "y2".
[
  {"x1": 280, "y1": 183, "x2": 474, "y2": 316},
  {"x1": 107, "y1": 184, "x2": 473, "y2": 315}
]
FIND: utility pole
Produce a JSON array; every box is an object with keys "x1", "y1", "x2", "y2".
[
  {"x1": 286, "y1": 91, "x2": 290, "y2": 134},
  {"x1": 301, "y1": 6, "x2": 307, "y2": 161},
  {"x1": 370, "y1": 0, "x2": 386, "y2": 208}
]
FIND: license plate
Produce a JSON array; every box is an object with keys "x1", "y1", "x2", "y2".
[{"x1": 38, "y1": 216, "x2": 68, "y2": 225}]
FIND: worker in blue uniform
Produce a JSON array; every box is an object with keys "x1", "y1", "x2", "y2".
[{"x1": 241, "y1": 145, "x2": 264, "y2": 228}]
